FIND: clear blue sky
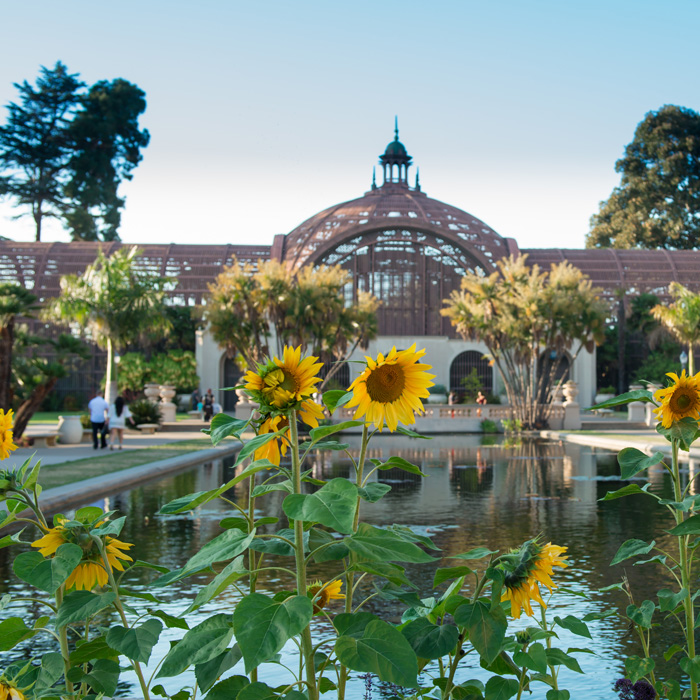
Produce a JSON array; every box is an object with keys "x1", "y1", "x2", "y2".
[{"x1": 1, "y1": 0, "x2": 699, "y2": 250}]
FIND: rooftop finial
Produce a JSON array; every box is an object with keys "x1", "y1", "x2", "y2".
[
  {"x1": 415, "y1": 167, "x2": 420, "y2": 191},
  {"x1": 394, "y1": 116, "x2": 399, "y2": 141},
  {"x1": 372, "y1": 167, "x2": 377, "y2": 190}
]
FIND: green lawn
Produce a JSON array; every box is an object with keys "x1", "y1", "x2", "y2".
[
  {"x1": 28, "y1": 411, "x2": 194, "y2": 424},
  {"x1": 35, "y1": 438, "x2": 221, "y2": 490}
]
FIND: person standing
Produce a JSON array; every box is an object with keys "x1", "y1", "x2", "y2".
[
  {"x1": 108, "y1": 396, "x2": 134, "y2": 450},
  {"x1": 88, "y1": 390, "x2": 109, "y2": 450}
]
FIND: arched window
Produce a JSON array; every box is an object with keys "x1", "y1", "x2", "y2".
[
  {"x1": 321, "y1": 360, "x2": 351, "y2": 391},
  {"x1": 450, "y1": 351, "x2": 493, "y2": 395}
]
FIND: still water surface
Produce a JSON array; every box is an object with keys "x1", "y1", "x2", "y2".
[{"x1": 0, "y1": 435, "x2": 690, "y2": 698}]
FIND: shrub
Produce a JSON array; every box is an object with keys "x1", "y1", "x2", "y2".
[
  {"x1": 481, "y1": 418, "x2": 499, "y2": 433},
  {"x1": 128, "y1": 398, "x2": 162, "y2": 426}
]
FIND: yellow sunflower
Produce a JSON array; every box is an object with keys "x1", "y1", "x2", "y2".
[
  {"x1": 653, "y1": 370, "x2": 700, "y2": 429},
  {"x1": 0, "y1": 683, "x2": 25, "y2": 700},
  {"x1": 31, "y1": 518, "x2": 134, "y2": 591},
  {"x1": 0, "y1": 409, "x2": 18, "y2": 461},
  {"x1": 244, "y1": 346, "x2": 323, "y2": 411},
  {"x1": 253, "y1": 398, "x2": 325, "y2": 466},
  {"x1": 346, "y1": 344, "x2": 434, "y2": 432},
  {"x1": 307, "y1": 579, "x2": 345, "y2": 613},
  {"x1": 501, "y1": 540, "x2": 568, "y2": 619}
]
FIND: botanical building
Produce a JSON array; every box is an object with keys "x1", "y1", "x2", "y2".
[{"x1": 3, "y1": 127, "x2": 700, "y2": 408}]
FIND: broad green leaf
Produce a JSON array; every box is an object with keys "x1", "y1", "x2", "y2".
[
  {"x1": 233, "y1": 593, "x2": 313, "y2": 673},
  {"x1": 346, "y1": 523, "x2": 436, "y2": 563},
  {"x1": 453, "y1": 600, "x2": 507, "y2": 664},
  {"x1": 204, "y1": 413, "x2": 248, "y2": 445},
  {"x1": 372, "y1": 456, "x2": 426, "y2": 477},
  {"x1": 358, "y1": 482, "x2": 392, "y2": 503},
  {"x1": 545, "y1": 648, "x2": 583, "y2": 673},
  {"x1": 83, "y1": 658, "x2": 120, "y2": 696},
  {"x1": 387, "y1": 524, "x2": 441, "y2": 550},
  {"x1": 513, "y1": 642, "x2": 548, "y2": 674},
  {"x1": 249, "y1": 527, "x2": 306, "y2": 556},
  {"x1": 625, "y1": 654, "x2": 655, "y2": 682},
  {"x1": 335, "y1": 618, "x2": 419, "y2": 688},
  {"x1": 148, "y1": 608, "x2": 190, "y2": 630},
  {"x1": 309, "y1": 440, "x2": 350, "y2": 451},
  {"x1": 590, "y1": 389, "x2": 654, "y2": 409},
  {"x1": 401, "y1": 617, "x2": 459, "y2": 659},
  {"x1": 13, "y1": 542, "x2": 83, "y2": 593},
  {"x1": 309, "y1": 421, "x2": 365, "y2": 443},
  {"x1": 196, "y1": 647, "x2": 243, "y2": 693},
  {"x1": 610, "y1": 539, "x2": 655, "y2": 566},
  {"x1": 670, "y1": 514, "x2": 700, "y2": 535},
  {"x1": 69, "y1": 636, "x2": 119, "y2": 664},
  {"x1": 599, "y1": 483, "x2": 653, "y2": 501},
  {"x1": 106, "y1": 619, "x2": 163, "y2": 663},
  {"x1": 76, "y1": 506, "x2": 105, "y2": 523},
  {"x1": 659, "y1": 495, "x2": 700, "y2": 511},
  {"x1": 627, "y1": 600, "x2": 655, "y2": 628},
  {"x1": 186, "y1": 557, "x2": 249, "y2": 613},
  {"x1": 434, "y1": 566, "x2": 473, "y2": 588},
  {"x1": 659, "y1": 417, "x2": 700, "y2": 451},
  {"x1": 158, "y1": 614, "x2": 234, "y2": 677},
  {"x1": 35, "y1": 652, "x2": 65, "y2": 693},
  {"x1": 322, "y1": 390, "x2": 354, "y2": 413},
  {"x1": 204, "y1": 675, "x2": 250, "y2": 700},
  {"x1": 283, "y1": 478, "x2": 358, "y2": 534},
  {"x1": 153, "y1": 528, "x2": 254, "y2": 585},
  {"x1": 252, "y1": 482, "x2": 292, "y2": 497},
  {"x1": 452, "y1": 547, "x2": 499, "y2": 560},
  {"x1": 553, "y1": 615, "x2": 591, "y2": 639},
  {"x1": 396, "y1": 426, "x2": 431, "y2": 439},
  {"x1": 0, "y1": 617, "x2": 37, "y2": 650},
  {"x1": 664, "y1": 644, "x2": 684, "y2": 661},
  {"x1": 681, "y1": 656, "x2": 700, "y2": 682},
  {"x1": 618, "y1": 448, "x2": 665, "y2": 479},
  {"x1": 546, "y1": 692, "x2": 571, "y2": 700},
  {"x1": 236, "y1": 681, "x2": 304, "y2": 700},
  {"x1": 159, "y1": 461, "x2": 276, "y2": 514},
  {"x1": 334, "y1": 611, "x2": 377, "y2": 637},
  {"x1": 92, "y1": 516, "x2": 126, "y2": 537},
  {"x1": 657, "y1": 679, "x2": 681, "y2": 700},
  {"x1": 349, "y1": 561, "x2": 415, "y2": 588},
  {"x1": 658, "y1": 588, "x2": 689, "y2": 612},
  {"x1": 0, "y1": 529, "x2": 26, "y2": 550},
  {"x1": 484, "y1": 675, "x2": 519, "y2": 700},
  {"x1": 56, "y1": 591, "x2": 117, "y2": 627}
]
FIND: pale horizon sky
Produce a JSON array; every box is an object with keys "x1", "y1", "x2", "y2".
[{"x1": 1, "y1": 0, "x2": 699, "y2": 251}]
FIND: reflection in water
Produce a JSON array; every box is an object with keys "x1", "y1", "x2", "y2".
[{"x1": 0, "y1": 436, "x2": 685, "y2": 698}]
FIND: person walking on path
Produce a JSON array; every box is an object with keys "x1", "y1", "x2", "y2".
[
  {"x1": 108, "y1": 396, "x2": 135, "y2": 450},
  {"x1": 88, "y1": 390, "x2": 109, "y2": 449}
]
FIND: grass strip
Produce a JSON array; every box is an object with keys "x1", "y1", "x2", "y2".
[{"x1": 35, "y1": 439, "x2": 219, "y2": 490}]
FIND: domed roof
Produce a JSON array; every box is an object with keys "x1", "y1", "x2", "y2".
[
  {"x1": 280, "y1": 183, "x2": 513, "y2": 271},
  {"x1": 383, "y1": 138, "x2": 408, "y2": 158}
]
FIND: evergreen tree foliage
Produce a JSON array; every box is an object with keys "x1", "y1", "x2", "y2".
[
  {"x1": 0, "y1": 62, "x2": 149, "y2": 241},
  {"x1": 587, "y1": 105, "x2": 700, "y2": 249}
]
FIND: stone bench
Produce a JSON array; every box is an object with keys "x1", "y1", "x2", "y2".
[
  {"x1": 137, "y1": 423, "x2": 159, "y2": 434},
  {"x1": 31, "y1": 433, "x2": 57, "y2": 448},
  {"x1": 188, "y1": 410, "x2": 202, "y2": 419}
]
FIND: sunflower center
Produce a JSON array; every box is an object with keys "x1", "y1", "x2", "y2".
[
  {"x1": 279, "y1": 369, "x2": 298, "y2": 393},
  {"x1": 366, "y1": 364, "x2": 406, "y2": 403},
  {"x1": 671, "y1": 389, "x2": 695, "y2": 413}
]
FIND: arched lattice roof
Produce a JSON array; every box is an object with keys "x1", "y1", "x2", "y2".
[
  {"x1": 521, "y1": 248, "x2": 700, "y2": 301},
  {"x1": 280, "y1": 183, "x2": 516, "y2": 271},
  {"x1": 0, "y1": 241, "x2": 270, "y2": 304}
]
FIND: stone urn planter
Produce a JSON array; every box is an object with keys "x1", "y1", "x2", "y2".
[
  {"x1": 144, "y1": 383, "x2": 160, "y2": 403},
  {"x1": 57, "y1": 415, "x2": 83, "y2": 444}
]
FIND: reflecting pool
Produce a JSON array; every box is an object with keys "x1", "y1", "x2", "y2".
[{"x1": 0, "y1": 435, "x2": 688, "y2": 698}]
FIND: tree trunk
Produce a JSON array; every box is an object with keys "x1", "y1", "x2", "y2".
[
  {"x1": 105, "y1": 337, "x2": 118, "y2": 404},
  {"x1": 12, "y1": 377, "x2": 58, "y2": 439},
  {"x1": 690, "y1": 345, "x2": 695, "y2": 376},
  {"x1": 0, "y1": 320, "x2": 13, "y2": 411}
]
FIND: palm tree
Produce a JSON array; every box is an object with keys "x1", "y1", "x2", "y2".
[
  {"x1": 44, "y1": 246, "x2": 172, "y2": 402},
  {"x1": 652, "y1": 283, "x2": 700, "y2": 376}
]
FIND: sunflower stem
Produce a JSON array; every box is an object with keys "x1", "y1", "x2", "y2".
[
  {"x1": 247, "y1": 471, "x2": 259, "y2": 684},
  {"x1": 92, "y1": 534, "x2": 151, "y2": 700},
  {"x1": 339, "y1": 423, "x2": 370, "y2": 700},
  {"x1": 289, "y1": 411, "x2": 318, "y2": 700},
  {"x1": 671, "y1": 437, "x2": 698, "y2": 700},
  {"x1": 54, "y1": 584, "x2": 75, "y2": 698}
]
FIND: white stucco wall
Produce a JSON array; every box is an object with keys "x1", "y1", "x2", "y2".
[{"x1": 196, "y1": 328, "x2": 597, "y2": 406}]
